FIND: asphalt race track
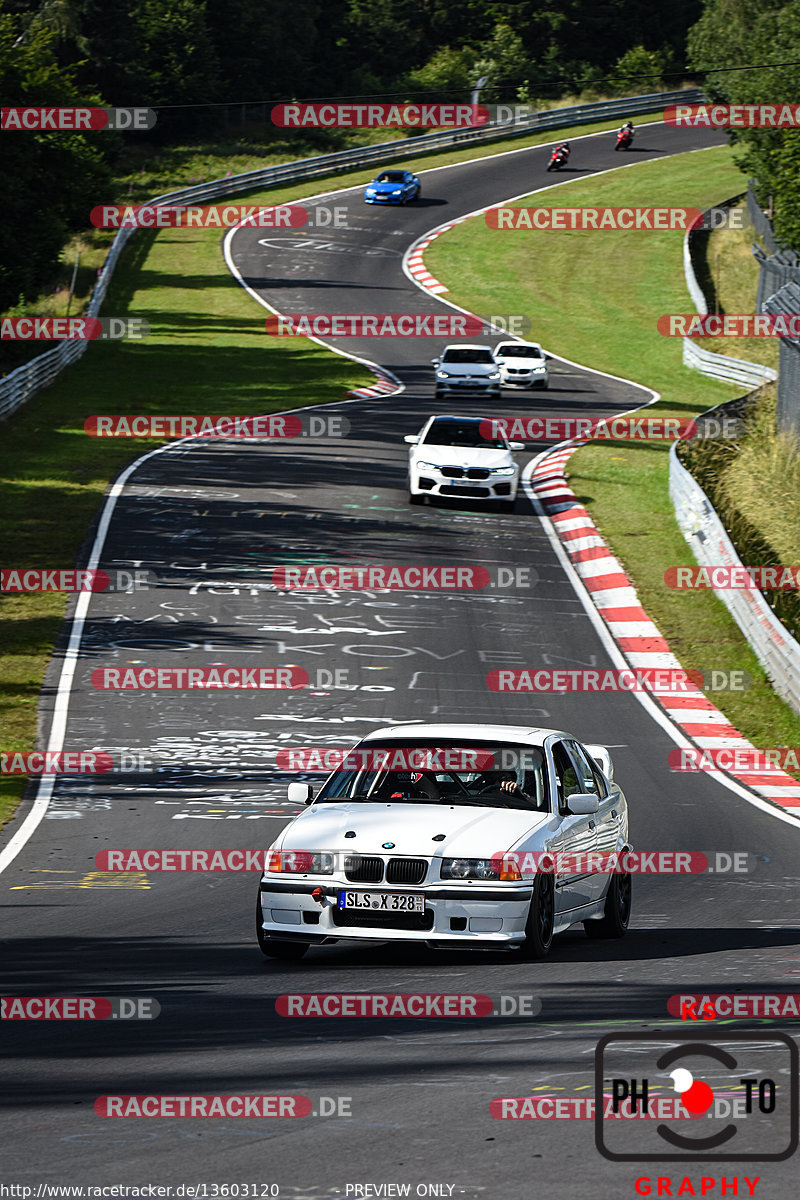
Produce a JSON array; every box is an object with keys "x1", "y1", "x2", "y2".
[{"x1": 4, "y1": 122, "x2": 800, "y2": 1196}]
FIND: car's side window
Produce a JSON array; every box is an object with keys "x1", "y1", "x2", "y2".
[
  {"x1": 566, "y1": 740, "x2": 607, "y2": 798},
  {"x1": 551, "y1": 741, "x2": 582, "y2": 815}
]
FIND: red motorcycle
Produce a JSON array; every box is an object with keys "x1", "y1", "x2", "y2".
[
  {"x1": 547, "y1": 145, "x2": 570, "y2": 171},
  {"x1": 615, "y1": 127, "x2": 634, "y2": 150}
]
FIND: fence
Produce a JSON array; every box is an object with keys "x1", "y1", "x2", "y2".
[
  {"x1": 763, "y1": 280, "x2": 800, "y2": 442},
  {"x1": 0, "y1": 88, "x2": 703, "y2": 423}
]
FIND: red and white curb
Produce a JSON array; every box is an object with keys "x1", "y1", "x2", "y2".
[
  {"x1": 347, "y1": 368, "x2": 403, "y2": 399},
  {"x1": 406, "y1": 217, "x2": 472, "y2": 294},
  {"x1": 531, "y1": 443, "x2": 800, "y2": 811}
]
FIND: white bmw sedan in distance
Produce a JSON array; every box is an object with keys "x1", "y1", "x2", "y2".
[
  {"x1": 256, "y1": 723, "x2": 631, "y2": 961},
  {"x1": 405, "y1": 415, "x2": 525, "y2": 511},
  {"x1": 493, "y1": 340, "x2": 550, "y2": 389}
]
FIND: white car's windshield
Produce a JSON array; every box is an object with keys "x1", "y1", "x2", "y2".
[
  {"x1": 442, "y1": 348, "x2": 495, "y2": 364},
  {"x1": 315, "y1": 742, "x2": 549, "y2": 811},
  {"x1": 497, "y1": 344, "x2": 543, "y2": 358},
  {"x1": 421, "y1": 420, "x2": 506, "y2": 449}
]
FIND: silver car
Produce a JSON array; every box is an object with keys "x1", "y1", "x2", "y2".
[{"x1": 432, "y1": 344, "x2": 502, "y2": 397}]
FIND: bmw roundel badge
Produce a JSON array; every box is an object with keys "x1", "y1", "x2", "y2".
[{"x1": 382, "y1": 842, "x2": 395, "y2": 849}]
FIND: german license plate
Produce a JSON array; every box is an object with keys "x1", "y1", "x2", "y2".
[{"x1": 337, "y1": 890, "x2": 424, "y2": 913}]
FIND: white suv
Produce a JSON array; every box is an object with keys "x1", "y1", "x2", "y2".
[
  {"x1": 432, "y1": 345, "x2": 502, "y2": 397},
  {"x1": 493, "y1": 341, "x2": 549, "y2": 389}
]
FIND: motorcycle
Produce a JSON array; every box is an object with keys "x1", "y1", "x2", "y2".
[
  {"x1": 615, "y1": 127, "x2": 634, "y2": 150},
  {"x1": 547, "y1": 146, "x2": 569, "y2": 171}
]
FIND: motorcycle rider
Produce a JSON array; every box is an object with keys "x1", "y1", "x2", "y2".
[
  {"x1": 618, "y1": 121, "x2": 634, "y2": 139},
  {"x1": 554, "y1": 140, "x2": 570, "y2": 161}
]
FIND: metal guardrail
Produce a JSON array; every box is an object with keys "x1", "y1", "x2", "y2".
[
  {"x1": 673, "y1": 200, "x2": 798, "y2": 711},
  {"x1": 0, "y1": 88, "x2": 703, "y2": 422},
  {"x1": 670, "y1": 434, "x2": 800, "y2": 715},
  {"x1": 681, "y1": 198, "x2": 776, "y2": 387},
  {"x1": 682, "y1": 338, "x2": 776, "y2": 385}
]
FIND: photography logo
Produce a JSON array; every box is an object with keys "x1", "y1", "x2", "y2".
[{"x1": 595, "y1": 1031, "x2": 798, "y2": 1161}]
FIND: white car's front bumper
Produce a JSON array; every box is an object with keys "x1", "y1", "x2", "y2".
[
  {"x1": 410, "y1": 466, "x2": 519, "y2": 502},
  {"x1": 500, "y1": 368, "x2": 549, "y2": 387},
  {"x1": 258, "y1": 880, "x2": 532, "y2": 948}
]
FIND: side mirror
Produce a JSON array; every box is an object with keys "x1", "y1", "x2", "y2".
[
  {"x1": 585, "y1": 744, "x2": 614, "y2": 785},
  {"x1": 431, "y1": 358, "x2": 440, "y2": 365},
  {"x1": 567, "y1": 792, "x2": 599, "y2": 815},
  {"x1": 288, "y1": 782, "x2": 314, "y2": 804},
  {"x1": 508, "y1": 441, "x2": 525, "y2": 450},
  {"x1": 404, "y1": 434, "x2": 420, "y2": 444}
]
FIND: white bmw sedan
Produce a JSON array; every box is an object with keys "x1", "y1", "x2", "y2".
[
  {"x1": 405, "y1": 415, "x2": 525, "y2": 511},
  {"x1": 493, "y1": 340, "x2": 550, "y2": 389},
  {"x1": 256, "y1": 723, "x2": 631, "y2": 961}
]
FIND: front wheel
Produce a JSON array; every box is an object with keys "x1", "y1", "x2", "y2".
[
  {"x1": 256, "y1": 893, "x2": 309, "y2": 959},
  {"x1": 409, "y1": 492, "x2": 425, "y2": 506},
  {"x1": 583, "y1": 872, "x2": 631, "y2": 939},
  {"x1": 518, "y1": 875, "x2": 554, "y2": 959}
]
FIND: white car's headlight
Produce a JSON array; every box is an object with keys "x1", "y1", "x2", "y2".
[
  {"x1": 436, "y1": 371, "x2": 452, "y2": 379},
  {"x1": 266, "y1": 850, "x2": 334, "y2": 874},
  {"x1": 491, "y1": 466, "x2": 517, "y2": 476},
  {"x1": 416, "y1": 460, "x2": 441, "y2": 471},
  {"x1": 488, "y1": 371, "x2": 501, "y2": 380},
  {"x1": 440, "y1": 857, "x2": 500, "y2": 881}
]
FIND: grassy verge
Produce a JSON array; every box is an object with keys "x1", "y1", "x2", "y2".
[
  {"x1": 425, "y1": 145, "x2": 800, "y2": 755},
  {"x1": 692, "y1": 198, "x2": 779, "y2": 370},
  {"x1": 0, "y1": 107, "x2": 669, "y2": 830}
]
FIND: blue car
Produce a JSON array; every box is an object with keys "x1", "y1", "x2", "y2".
[{"x1": 364, "y1": 169, "x2": 422, "y2": 205}]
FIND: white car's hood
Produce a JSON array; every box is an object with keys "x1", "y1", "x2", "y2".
[
  {"x1": 413, "y1": 445, "x2": 513, "y2": 469},
  {"x1": 439, "y1": 361, "x2": 497, "y2": 377},
  {"x1": 274, "y1": 801, "x2": 551, "y2": 858}
]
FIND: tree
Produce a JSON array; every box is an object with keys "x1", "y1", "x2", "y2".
[
  {"x1": 687, "y1": 0, "x2": 800, "y2": 248},
  {"x1": 0, "y1": 10, "x2": 112, "y2": 311}
]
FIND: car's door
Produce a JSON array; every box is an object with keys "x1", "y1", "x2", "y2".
[
  {"x1": 546, "y1": 738, "x2": 599, "y2": 911},
  {"x1": 564, "y1": 739, "x2": 620, "y2": 901}
]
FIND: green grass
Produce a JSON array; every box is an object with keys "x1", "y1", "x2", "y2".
[
  {"x1": 0, "y1": 108, "x2": 668, "y2": 829},
  {"x1": 425, "y1": 145, "x2": 800, "y2": 757},
  {"x1": 693, "y1": 198, "x2": 779, "y2": 370}
]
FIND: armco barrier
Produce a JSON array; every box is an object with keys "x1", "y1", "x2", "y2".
[
  {"x1": 681, "y1": 196, "x2": 776, "y2": 388},
  {"x1": 674, "y1": 200, "x2": 797, "y2": 710},
  {"x1": 670, "y1": 428, "x2": 800, "y2": 715},
  {"x1": 0, "y1": 89, "x2": 702, "y2": 422}
]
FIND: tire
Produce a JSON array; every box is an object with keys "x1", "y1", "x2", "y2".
[
  {"x1": 415, "y1": 186, "x2": 422, "y2": 200},
  {"x1": 546, "y1": 164, "x2": 554, "y2": 172},
  {"x1": 256, "y1": 892, "x2": 309, "y2": 959},
  {"x1": 614, "y1": 142, "x2": 621, "y2": 151},
  {"x1": 583, "y1": 872, "x2": 631, "y2": 939},
  {"x1": 409, "y1": 492, "x2": 424, "y2": 506},
  {"x1": 498, "y1": 499, "x2": 515, "y2": 513},
  {"x1": 518, "y1": 874, "x2": 555, "y2": 959}
]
